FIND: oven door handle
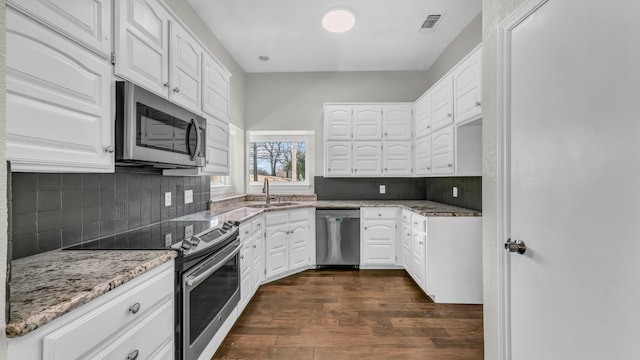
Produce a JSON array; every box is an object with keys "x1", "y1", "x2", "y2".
[{"x1": 185, "y1": 245, "x2": 239, "y2": 287}]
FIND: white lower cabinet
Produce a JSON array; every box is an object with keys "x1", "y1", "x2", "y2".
[
  {"x1": 265, "y1": 208, "x2": 315, "y2": 281},
  {"x1": 7, "y1": 7, "x2": 114, "y2": 172},
  {"x1": 360, "y1": 207, "x2": 399, "y2": 268},
  {"x1": 410, "y1": 214, "x2": 427, "y2": 289},
  {"x1": 8, "y1": 261, "x2": 174, "y2": 360},
  {"x1": 425, "y1": 217, "x2": 483, "y2": 304},
  {"x1": 238, "y1": 216, "x2": 264, "y2": 314}
]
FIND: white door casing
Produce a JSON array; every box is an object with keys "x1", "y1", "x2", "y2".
[{"x1": 498, "y1": 0, "x2": 640, "y2": 359}]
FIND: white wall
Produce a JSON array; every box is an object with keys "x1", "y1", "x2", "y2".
[
  {"x1": 0, "y1": 0, "x2": 8, "y2": 356},
  {"x1": 425, "y1": 13, "x2": 482, "y2": 89},
  {"x1": 162, "y1": 0, "x2": 246, "y2": 129},
  {"x1": 482, "y1": 1, "x2": 525, "y2": 359}
]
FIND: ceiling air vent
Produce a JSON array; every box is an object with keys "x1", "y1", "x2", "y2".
[{"x1": 421, "y1": 14, "x2": 442, "y2": 30}]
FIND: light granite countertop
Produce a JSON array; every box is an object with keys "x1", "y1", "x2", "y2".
[{"x1": 7, "y1": 250, "x2": 176, "y2": 337}]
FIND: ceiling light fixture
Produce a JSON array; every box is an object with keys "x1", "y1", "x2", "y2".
[{"x1": 322, "y1": 9, "x2": 356, "y2": 33}]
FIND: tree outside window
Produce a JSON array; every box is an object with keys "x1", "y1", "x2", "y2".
[{"x1": 248, "y1": 141, "x2": 306, "y2": 183}]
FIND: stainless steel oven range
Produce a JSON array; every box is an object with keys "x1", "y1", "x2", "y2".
[{"x1": 65, "y1": 219, "x2": 241, "y2": 360}]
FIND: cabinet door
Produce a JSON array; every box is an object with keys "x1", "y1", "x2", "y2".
[
  {"x1": 7, "y1": 9, "x2": 114, "y2": 172},
  {"x1": 361, "y1": 220, "x2": 396, "y2": 265},
  {"x1": 325, "y1": 142, "x2": 352, "y2": 177},
  {"x1": 9, "y1": 0, "x2": 112, "y2": 57},
  {"x1": 289, "y1": 220, "x2": 311, "y2": 270},
  {"x1": 382, "y1": 105, "x2": 412, "y2": 140},
  {"x1": 115, "y1": 0, "x2": 170, "y2": 98},
  {"x1": 169, "y1": 21, "x2": 202, "y2": 113},
  {"x1": 382, "y1": 141, "x2": 412, "y2": 176},
  {"x1": 204, "y1": 117, "x2": 230, "y2": 175},
  {"x1": 324, "y1": 105, "x2": 352, "y2": 140},
  {"x1": 239, "y1": 240, "x2": 253, "y2": 311},
  {"x1": 430, "y1": 76, "x2": 454, "y2": 131},
  {"x1": 411, "y1": 231, "x2": 426, "y2": 288},
  {"x1": 352, "y1": 106, "x2": 382, "y2": 140},
  {"x1": 431, "y1": 126, "x2": 454, "y2": 175},
  {"x1": 414, "y1": 135, "x2": 432, "y2": 176},
  {"x1": 202, "y1": 52, "x2": 230, "y2": 120},
  {"x1": 401, "y1": 224, "x2": 412, "y2": 272},
  {"x1": 453, "y1": 48, "x2": 482, "y2": 124},
  {"x1": 414, "y1": 94, "x2": 432, "y2": 139},
  {"x1": 265, "y1": 223, "x2": 288, "y2": 278},
  {"x1": 252, "y1": 232, "x2": 264, "y2": 290},
  {"x1": 353, "y1": 142, "x2": 382, "y2": 176}
]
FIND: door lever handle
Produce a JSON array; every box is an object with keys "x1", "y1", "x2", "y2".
[{"x1": 504, "y1": 239, "x2": 527, "y2": 254}]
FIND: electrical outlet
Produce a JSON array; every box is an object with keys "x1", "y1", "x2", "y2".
[
  {"x1": 184, "y1": 189, "x2": 193, "y2": 204},
  {"x1": 185, "y1": 225, "x2": 193, "y2": 238},
  {"x1": 380, "y1": 185, "x2": 386, "y2": 194},
  {"x1": 165, "y1": 192, "x2": 172, "y2": 207},
  {"x1": 453, "y1": 187, "x2": 458, "y2": 198},
  {"x1": 164, "y1": 233, "x2": 172, "y2": 247}
]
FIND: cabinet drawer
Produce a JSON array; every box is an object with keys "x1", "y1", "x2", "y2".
[
  {"x1": 252, "y1": 217, "x2": 264, "y2": 234},
  {"x1": 362, "y1": 207, "x2": 398, "y2": 219},
  {"x1": 91, "y1": 300, "x2": 173, "y2": 360},
  {"x1": 411, "y1": 214, "x2": 427, "y2": 233},
  {"x1": 401, "y1": 210, "x2": 412, "y2": 224},
  {"x1": 239, "y1": 223, "x2": 252, "y2": 240},
  {"x1": 42, "y1": 267, "x2": 173, "y2": 360},
  {"x1": 289, "y1": 209, "x2": 309, "y2": 223},
  {"x1": 265, "y1": 211, "x2": 289, "y2": 226}
]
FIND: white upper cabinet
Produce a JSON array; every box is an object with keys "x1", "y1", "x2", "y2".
[
  {"x1": 353, "y1": 142, "x2": 382, "y2": 176},
  {"x1": 382, "y1": 141, "x2": 412, "y2": 176},
  {"x1": 325, "y1": 141, "x2": 352, "y2": 176},
  {"x1": 414, "y1": 135, "x2": 432, "y2": 176},
  {"x1": 115, "y1": 0, "x2": 170, "y2": 98},
  {"x1": 431, "y1": 126, "x2": 455, "y2": 175},
  {"x1": 6, "y1": 8, "x2": 114, "y2": 172},
  {"x1": 169, "y1": 21, "x2": 202, "y2": 113},
  {"x1": 324, "y1": 105, "x2": 352, "y2": 140},
  {"x1": 352, "y1": 106, "x2": 382, "y2": 140},
  {"x1": 453, "y1": 47, "x2": 482, "y2": 124},
  {"x1": 382, "y1": 105, "x2": 413, "y2": 140},
  {"x1": 204, "y1": 117, "x2": 230, "y2": 174},
  {"x1": 414, "y1": 94, "x2": 432, "y2": 139},
  {"x1": 430, "y1": 76, "x2": 454, "y2": 131},
  {"x1": 8, "y1": 0, "x2": 112, "y2": 57},
  {"x1": 202, "y1": 51, "x2": 230, "y2": 121}
]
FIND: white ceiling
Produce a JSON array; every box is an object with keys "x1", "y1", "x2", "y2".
[{"x1": 187, "y1": 0, "x2": 482, "y2": 73}]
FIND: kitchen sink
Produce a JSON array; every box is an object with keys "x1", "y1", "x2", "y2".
[{"x1": 245, "y1": 202, "x2": 298, "y2": 208}]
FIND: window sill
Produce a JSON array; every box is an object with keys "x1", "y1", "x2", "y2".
[{"x1": 248, "y1": 183, "x2": 314, "y2": 194}]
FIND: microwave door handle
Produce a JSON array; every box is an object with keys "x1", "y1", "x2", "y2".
[{"x1": 191, "y1": 118, "x2": 202, "y2": 161}]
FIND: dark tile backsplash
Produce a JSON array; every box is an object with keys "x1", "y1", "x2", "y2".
[
  {"x1": 315, "y1": 176, "x2": 482, "y2": 211},
  {"x1": 425, "y1": 176, "x2": 482, "y2": 211},
  {"x1": 11, "y1": 168, "x2": 211, "y2": 259},
  {"x1": 315, "y1": 177, "x2": 428, "y2": 201}
]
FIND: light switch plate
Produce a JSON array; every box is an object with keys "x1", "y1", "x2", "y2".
[
  {"x1": 164, "y1": 233, "x2": 172, "y2": 247},
  {"x1": 453, "y1": 187, "x2": 458, "y2": 198},
  {"x1": 165, "y1": 192, "x2": 172, "y2": 207},
  {"x1": 185, "y1": 225, "x2": 193, "y2": 238},
  {"x1": 184, "y1": 190, "x2": 193, "y2": 204},
  {"x1": 380, "y1": 185, "x2": 386, "y2": 194}
]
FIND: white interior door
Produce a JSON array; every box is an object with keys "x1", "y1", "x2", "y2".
[{"x1": 501, "y1": 1, "x2": 640, "y2": 359}]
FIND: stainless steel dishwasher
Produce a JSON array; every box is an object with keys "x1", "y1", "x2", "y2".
[{"x1": 315, "y1": 209, "x2": 360, "y2": 267}]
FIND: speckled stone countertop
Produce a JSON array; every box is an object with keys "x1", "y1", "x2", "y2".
[
  {"x1": 314, "y1": 200, "x2": 481, "y2": 217},
  {"x1": 7, "y1": 250, "x2": 176, "y2": 337}
]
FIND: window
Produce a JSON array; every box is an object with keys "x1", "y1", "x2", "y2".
[
  {"x1": 247, "y1": 131, "x2": 314, "y2": 193},
  {"x1": 210, "y1": 124, "x2": 244, "y2": 196}
]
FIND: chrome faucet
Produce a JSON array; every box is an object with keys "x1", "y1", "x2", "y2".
[{"x1": 262, "y1": 178, "x2": 271, "y2": 204}]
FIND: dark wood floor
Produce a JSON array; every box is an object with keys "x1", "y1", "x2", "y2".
[{"x1": 212, "y1": 269, "x2": 484, "y2": 360}]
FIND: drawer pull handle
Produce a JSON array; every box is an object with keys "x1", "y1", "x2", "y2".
[
  {"x1": 129, "y1": 303, "x2": 141, "y2": 314},
  {"x1": 127, "y1": 349, "x2": 139, "y2": 360}
]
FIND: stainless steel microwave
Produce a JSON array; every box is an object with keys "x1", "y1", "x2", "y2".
[{"x1": 115, "y1": 81, "x2": 206, "y2": 168}]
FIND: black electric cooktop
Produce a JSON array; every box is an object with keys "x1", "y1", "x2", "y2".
[{"x1": 64, "y1": 220, "x2": 218, "y2": 251}]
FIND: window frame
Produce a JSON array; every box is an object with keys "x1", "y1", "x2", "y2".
[{"x1": 246, "y1": 130, "x2": 315, "y2": 194}]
